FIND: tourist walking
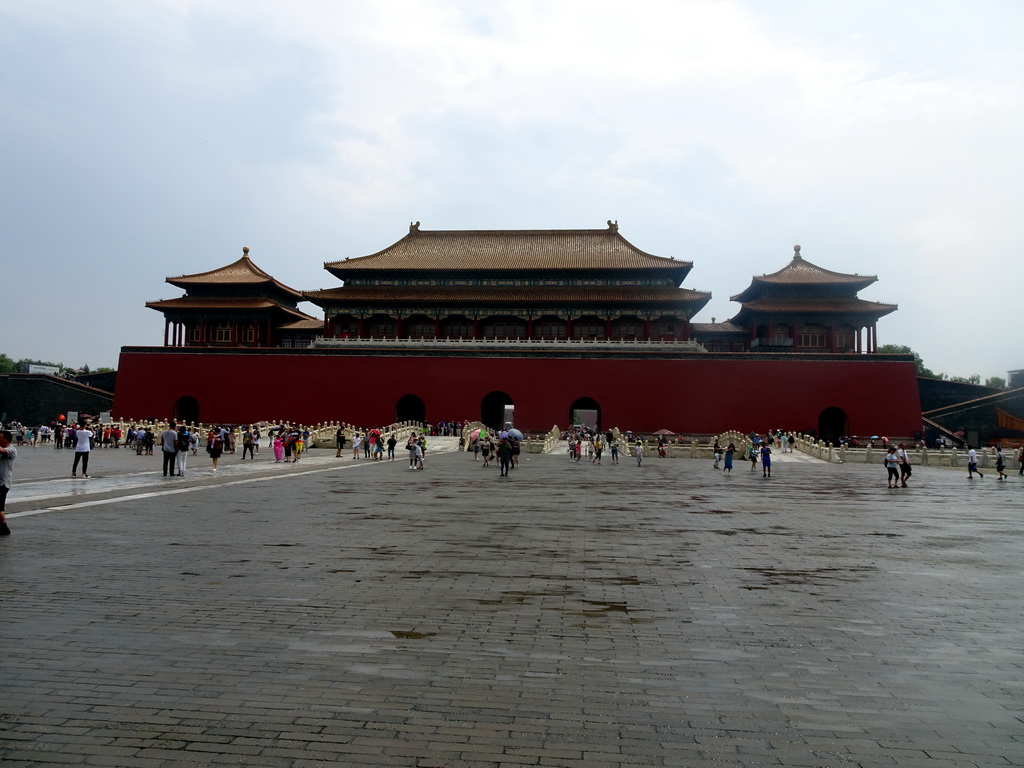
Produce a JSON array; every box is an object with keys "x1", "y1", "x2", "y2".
[
  {"x1": 723, "y1": 443, "x2": 734, "y2": 474},
  {"x1": 387, "y1": 434, "x2": 397, "y2": 460},
  {"x1": 966, "y1": 445, "x2": 984, "y2": 479},
  {"x1": 480, "y1": 435, "x2": 492, "y2": 467},
  {"x1": 884, "y1": 446, "x2": 900, "y2": 487},
  {"x1": 995, "y1": 446, "x2": 1007, "y2": 480},
  {"x1": 0, "y1": 429, "x2": 16, "y2": 535},
  {"x1": 748, "y1": 443, "x2": 758, "y2": 471},
  {"x1": 273, "y1": 433, "x2": 284, "y2": 462},
  {"x1": 497, "y1": 437, "x2": 512, "y2": 476},
  {"x1": 610, "y1": 437, "x2": 619, "y2": 464},
  {"x1": 72, "y1": 423, "x2": 94, "y2": 477},
  {"x1": 897, "y1": 442, "x2": 911, "y2": 487},
  {"x1": 635, "y1": 439, "x2": 644, "y2": 467},
  {"x1": 175, "y1": 426, "x2": 190, "y2": 476},
  {"x1": 241, "y1": 428, "x2": 255, "y2": 460},
  {"x1": 760, "y1": 441, "x2": 772, "y2": 478},
  {"x1": 206, "y1": 428, "x2": 223, "y2": 471}
]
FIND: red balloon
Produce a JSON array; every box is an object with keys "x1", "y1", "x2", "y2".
[{"x1": 58, "y1": 414, "x2": 66, "y2": 421}]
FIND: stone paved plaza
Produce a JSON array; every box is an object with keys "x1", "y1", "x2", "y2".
[{"x1": 1, "y1": 442, "x2": 1022, "y2": 767}]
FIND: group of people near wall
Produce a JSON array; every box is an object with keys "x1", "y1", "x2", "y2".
[{"x1": 468, "y1": 431, "x2": 520, "y2": 476}]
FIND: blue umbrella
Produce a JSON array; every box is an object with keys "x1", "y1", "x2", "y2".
[{"x1": 508, "y1": 428, "x2": 524, "y2": 440}]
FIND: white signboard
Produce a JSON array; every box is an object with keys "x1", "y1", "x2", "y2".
[{"x1": 27, "y1": 364, "x2": 60, "y2": 375}]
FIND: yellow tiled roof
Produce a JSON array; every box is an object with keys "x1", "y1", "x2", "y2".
[
  {"x1": 325, "y1": 226, "x2": 692, "y2": 274},
  {"x1": 731, "y1": 247, "x2": 876, "y2": 302},
  {"x1": 167, "y1": 248, "x2": 303, "y2": 300}
]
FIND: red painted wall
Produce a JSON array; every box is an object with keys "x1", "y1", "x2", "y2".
[{"x1": 114, "y1": 348, "x2": 922, "y2": 437}]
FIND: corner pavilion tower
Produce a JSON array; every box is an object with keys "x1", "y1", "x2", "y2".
[
  {"x1": 146, "y1": 247, "x2": 321, "y2": 349},
  {"x1": 304, "y1": 222, "x2": 711, "y2": 343},
  {"x1": 691, "y1": 245, "x2": 897, "y2": 354}
]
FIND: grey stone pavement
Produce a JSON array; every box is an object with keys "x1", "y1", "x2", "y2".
[{"x1": 1, "y1": 441, "x2": 1022, "y2": 768}]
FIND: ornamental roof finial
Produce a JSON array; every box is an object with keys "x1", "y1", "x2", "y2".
[
  {"x1": 607, "y1": 219, "x2": 618, "y2": 232},
  {"x1": 410, "y1": 221, "x2": 421, "y2": 233},
  {"x1": 793, "y1": 244, "x2": 801, "y2": 258},
  {"x1": 242, "y1": 245, "x2": 250, "y2": 258}
]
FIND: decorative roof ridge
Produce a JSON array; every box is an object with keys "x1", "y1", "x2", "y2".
[
  {"x1": 325, "y1": 222, "x2": 690, "y2": 271},
  {"x1": 757, "y1": 245, "x2": 878, "y2": 283},
  {"x1": 166, "y1": 246, "x2": 304, "y2": 299}
]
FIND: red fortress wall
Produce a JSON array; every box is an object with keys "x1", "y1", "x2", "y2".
[{"x1": 114, "y1": 348, "x2": 922, "y2": 438}]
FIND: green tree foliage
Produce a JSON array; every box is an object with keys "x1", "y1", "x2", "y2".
[
  {"x1": 876, "y1": 344, "x2": 938, "y2": 378},
  {"x1": 985, "y1": 376, "x2": 1007, "y2": 389},
  {"x1": 949, "y1": 374, "x2": 981, "y2": 385},
  {"x1": 0, "y1": 353, "x2": 15, "y2": 374}
]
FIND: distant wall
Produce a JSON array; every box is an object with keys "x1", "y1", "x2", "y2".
[
  {"x1": 0, "y1": 374, "x2": 115, "y2": 425},
  {"x1": 918, "y1": 377, "x2": 1000, "y2": 412},
  {"x1": 114, "y1": 347, "x2": 923, "y2": 437}
]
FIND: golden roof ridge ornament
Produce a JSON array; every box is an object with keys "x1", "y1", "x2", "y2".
[
  {"x1": 793, "y1": 244, "x2": 801, "y2": 259},
  {"x1": 410, "y1": 221, "x2": 421, "y2": 233},
  {"x1": 607, "y1": 220, "x2": 618, "y2": 232},
  {"x1": 242, "y1": 245, "x2": 250, "y2": 259}
]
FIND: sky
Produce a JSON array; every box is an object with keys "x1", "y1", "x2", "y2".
[{"x1": 2, "y1": 0, "x2": 1022, "y2": 380}]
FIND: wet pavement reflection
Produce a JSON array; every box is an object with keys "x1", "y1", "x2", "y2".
[{"x1": 1, "y1": 443, "x2": 1021, "y2": 767}]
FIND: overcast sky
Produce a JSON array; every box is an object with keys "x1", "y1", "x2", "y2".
[{"x1": 2, "y1": 0, "x2": 1021, "y2": 380}]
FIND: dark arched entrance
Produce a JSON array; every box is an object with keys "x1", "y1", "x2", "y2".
[
  {"x1": 480, "y1": 391, "x2": 513, "y2": 430},
  {"x1": 818, "y1": 406, "x2": 848, "y2": 445},
  {"x1": 173, "y1": 395, "x2": 200, "y2": 425},
  {"x1": 569, "y1": 397, "x2": 600, "y2": 431},
  {"x1": 395, "y1": 394, "x2": 426, "y2": 424}
]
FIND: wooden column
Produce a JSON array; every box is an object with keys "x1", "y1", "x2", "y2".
[{"x1": 164, "y1": 319, "x2": 170, "y2": 347}]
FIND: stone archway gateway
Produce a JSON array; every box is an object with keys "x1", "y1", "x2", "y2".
[
  {"x1": 818, "y1": 406, "x2": 848, "y2": 445},
  {"x1": 395, "y1": 394, "x2": 426, "y2": 424},
  {"x1": 569, "y1": 397, "x2": 600, "y2": 431},
  {"x1": 480, "y1": 391, "x2": 513, "y2": 430},
  {"x1": 173, "y1": 395, "x2": 200, "y2": 425}
]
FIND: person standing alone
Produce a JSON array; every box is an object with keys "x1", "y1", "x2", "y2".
[
  {"x1": 0, "y1": 429, "x2": 16, "y2": 535},
  {"x1": 160, "y1": 421, "x2": 178, "y2": 477},
  {"x1": 72, "y1": 423, "x2": 94, "y2": 478}
]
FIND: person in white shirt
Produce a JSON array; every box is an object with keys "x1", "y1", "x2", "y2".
[
  {"x1": 966, "y1": 445, "x2": 983, "y2": 479},
  {"x1": 72, "y1": 424, "x2": 94, "y2": 477},
  {"x1": 896, "y1": 443, "x2": 912, "y2": 488},
  {"x1": 0, "y1": 429, "x2": 16, "y2": 535}
]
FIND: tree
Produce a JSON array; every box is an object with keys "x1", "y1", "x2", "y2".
[
  {"x1": 985, "y1": 376, "x2": 1006, "y2": 389},
  {"x1": 0, "y1": 353, "x2": 14, "y2": 374},
  {"x1": 876, "y1": 344, "x2": 937, "y2": 378},
  {"x1": 949, "y1": 374, "x2": 981, "y2": 385}
]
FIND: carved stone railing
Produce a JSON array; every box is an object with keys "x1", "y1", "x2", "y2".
[{"x1": 310, "y1": 336, "x2": 707, "y2": 353}]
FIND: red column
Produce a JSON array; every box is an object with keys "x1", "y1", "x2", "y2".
[
  {"x1": 164, "y1": 319, "x2": 169, "y2": 347},
  {"x1": 565, "y1": 318, "x2": 572, "y2": 338},
  {"x1": 434, "y1": 318, "x2": 441, "y2": 338},
  {"x1": 829, "y1": 323, "x2": 836, "y2": 353},
  {"x1": 871, "y1": 323, "x2": 877, "y2": 352},
  {"x1": 527, "y1": 318, "x2": 534, "y2": 339},
  {"x1": 605, "y1": 318, "x2": 612, "y2": 339},
  {"x1": 643, "y1": 320, "x2": 651, "y2": 340},
  {"x1": 395, "y1": 317, "x2": 402, "y2": 339},
  {"x1": 358, "y1": 318, "x2": 365, "y2": 338}
]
